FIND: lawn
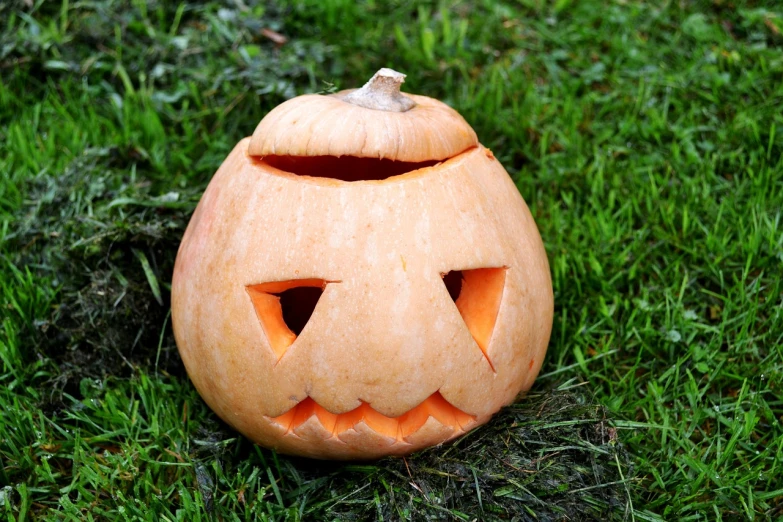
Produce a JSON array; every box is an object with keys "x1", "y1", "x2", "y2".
[{"x1": 1, "y1": 0, "x2": 782, "y2": 519}]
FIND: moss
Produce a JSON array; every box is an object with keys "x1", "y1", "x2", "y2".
[{"x1": 9, "y1": 147, "x2": 198, "y2": 392}]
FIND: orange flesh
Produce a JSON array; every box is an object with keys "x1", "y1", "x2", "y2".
[
  {"x1": 270, "y1": 392, "x2": 476, "y2": 440},
  {"x1": 246, "y1": 279, "x2": 327, "y2": 360},
  {"x1": 453, "y1": 268, "x2": 506, "y2": 371}
]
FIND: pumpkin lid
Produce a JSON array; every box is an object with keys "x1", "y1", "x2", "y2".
[{"x1": 248, "y1": 68, "x2": 478, "y2": 163}]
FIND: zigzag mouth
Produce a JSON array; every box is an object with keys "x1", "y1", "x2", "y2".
[{"x1": 268, "y1": 392, "x2": 476, "y2": 442}]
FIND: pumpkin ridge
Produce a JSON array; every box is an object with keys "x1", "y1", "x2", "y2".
[{"x1": 268, "y1": 96, "x2": 320, "y2": 155}]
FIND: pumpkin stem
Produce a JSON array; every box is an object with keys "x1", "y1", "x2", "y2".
[{"x1": 342, "y1": 68, "x2": 416, "y2": 112}]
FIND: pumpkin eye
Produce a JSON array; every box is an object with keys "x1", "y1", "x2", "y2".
[
  {"x1": 441, "y1": 268, "x2": 507, "y2": 371},
  {"x1": 258, "y1": 155, "x2": 441, "y2": 182},
  {"x1": 246, "y1": 279, "x2": 330, "y2": 361}
]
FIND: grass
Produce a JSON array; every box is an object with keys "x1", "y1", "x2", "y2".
[{"x1": 1, "y1": 0, "x2": 782, "y2": 519}]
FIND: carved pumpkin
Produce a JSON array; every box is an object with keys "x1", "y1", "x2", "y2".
[{"x1": 172, "y1": 69, "x2": 554, "y2": 460}]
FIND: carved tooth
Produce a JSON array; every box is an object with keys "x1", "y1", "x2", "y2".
[
  {"x1": 289, "y1": 397, "x2": 318, "y2": 431},
  {"x1": 267, "y1": 417, "x2": 293, "y2": 437},
  {"x1": 333, "y1": 403, "x2": 370, "y2": 435},
  {"x1": 452, "y1": 407, "x2": 477, "y2": 432},
  {"x1": 268, "y1": 404, "x2": 299, "y2": 433},
  {"x1": 312, "y1": 402, "x2": 338, "y2": 434},
  {"x1": 337, "y1": 421, "x2": 397, "y2": 449},
  {"x1": 356, "y1": 403, "x2": 400, "y2": 439},
  {"x1": 402, "y1": 415, "x2": 455, "y2": 446},
  {"x1": 397, "y1": 402, "x2": 432, "y2": 439},
  {"x1": 426, "y1": 392, "x2": 476, "y2": 431},
  {"x1": 292, "y1": 414, "x2": 334, "y2": 440},
  {"x1": 275, "y1": 431, "x2": 351, "y2": 460}
]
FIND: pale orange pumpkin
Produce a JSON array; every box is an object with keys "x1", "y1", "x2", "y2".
[{"x1": 172, "y1": 69, "x2": 554, "y2": 460}]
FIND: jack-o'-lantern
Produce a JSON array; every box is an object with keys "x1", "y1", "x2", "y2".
[{"x1": 172, "y1": 69, "x2": 554, "y2": 460}]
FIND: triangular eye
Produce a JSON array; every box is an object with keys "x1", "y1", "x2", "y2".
[
  {"x1": 442, "y1": 268, "x2": 507, "y2": 371},
  {"x1": 246, "y1": 279, "x2": 328, "y2": 360}
]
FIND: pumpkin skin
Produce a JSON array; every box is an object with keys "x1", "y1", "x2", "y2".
[{"x1": 172, "y1": 70, "x2": 554, "y2": 460}]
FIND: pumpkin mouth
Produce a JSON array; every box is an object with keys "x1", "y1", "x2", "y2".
[{"x1": 268, "y1": 391, "x2": 476, "y2": 441}]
